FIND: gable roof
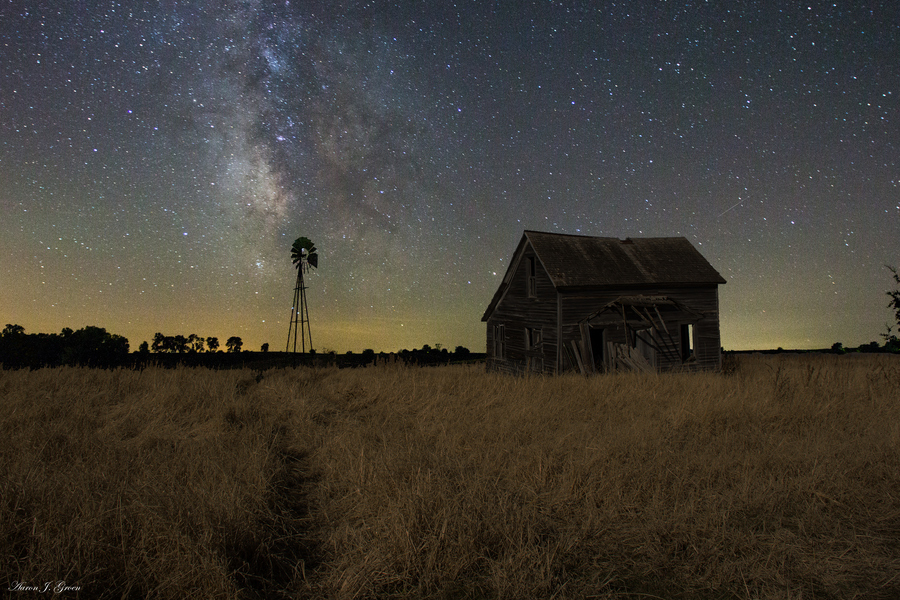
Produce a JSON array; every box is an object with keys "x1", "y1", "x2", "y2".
[
  {"x1": 482, "y1": 230, "x2": 726, "y2": 321},
  {"x1": 526, "y1": 230, "x2": 726, "y2": 288}
]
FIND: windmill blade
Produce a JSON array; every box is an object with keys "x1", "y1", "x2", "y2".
[
  {"x1": 291, "y1": 237, "x2": 316, "y2": 268},
  {"x1": 307, "y1": 253, "x2": 318, "y2": 269},
  {"x1": 290, "y1": 242, "x2": 303, "y2": 267}
]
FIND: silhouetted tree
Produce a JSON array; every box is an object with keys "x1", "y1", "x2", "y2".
[
  {"x1": 152, "y1": 332, "x2": 167, "y2": 353},
  {"x1": 1, "y1": 325, "x2": 131, "y2": 368},
  {"x1": 62, "y1": 326, "x2": 129, "y2": 367},
  {"x1": 261, "y1": 343, "x2": 269, "y2": 352},
  {"x1": 150, "y1": 333, "x2": 206, "y2": 353},
  {"x1": 171, "y1": 335, "x2": 188, "y2": 353},
  {"x1": 858, "y1": 341, "x2": 880, "y2": 353},
  {"x1": 885, "y1": 333, "x2": 900, "y2": 352},
  {"x1": 188, "y1": 333, "x2": 204, "y2": 353},
  {"x1": 454, "y1": 346, "x2": 471, "y2": 357},
  {"x1": 881, "y1": 265, "x2": 900, "y2": 349},
  {"x1": 887, "y1": 266, "x2": 900, "y2": 322},
  {"x1": 3, "y1": 324, "x2": 25, "y2": 336},
  {"x1": 0, "y1": 324, "x2": 29, "y2": 367},
  {"x1": 138, "y1": 341, "x2": 150, "y2": 354},
  {"x1": 226, "y1": 336, "x2": 243, "y2": 353}
]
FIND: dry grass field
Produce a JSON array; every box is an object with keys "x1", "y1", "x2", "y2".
[{"x1": 2, "y1": 354, "x2": 899, "y2": 599}]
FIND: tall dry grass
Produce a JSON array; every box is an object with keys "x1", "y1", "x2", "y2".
[{"x1": 1, "y1": 354, "x2": 899, "y2": 599}]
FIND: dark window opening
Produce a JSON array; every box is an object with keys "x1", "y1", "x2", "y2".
[
  {"x1": 526, "y1": 327, "x2": 542, "y2": 350},
  {"x1": 495, "y1": 324, "x2": 506, "y2": 359},
  {"x1": 589, "y1": 327, "x2": 605, "y2": 371},
  {"x1": 527, "y1": 256, "x2": 537, "y2": 298},
  {"x1": 680, "y1": 324, "x2": 694, "y2": 360}
]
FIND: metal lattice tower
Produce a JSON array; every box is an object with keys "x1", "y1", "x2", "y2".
[
  {"x1": 286, "y1": 263, "x2": 312, "y2": 353},
  {"x1": 286, "y1": 237, "x2": 317, "y2": 353}
]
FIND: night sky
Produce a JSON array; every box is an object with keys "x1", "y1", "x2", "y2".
[{"x1": 2, "y1": 1, "x2": 898, "y2": 353}]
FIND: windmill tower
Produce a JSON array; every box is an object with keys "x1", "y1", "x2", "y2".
[{"x1": 286, "y1": 237, "x2": 318, "y2": 353}]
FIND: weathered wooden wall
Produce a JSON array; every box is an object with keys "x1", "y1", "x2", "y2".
[
  {"x1": 486, "y1": 245, "x2": 558, "y2": 374},
  {"x1": 558, "y1": 285, "x2": 721, "y2": 373},
  {"x1": 485, "y1": 238, "x2": 723, "y2": 375}
]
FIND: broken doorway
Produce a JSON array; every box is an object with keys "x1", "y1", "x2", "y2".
[{"x1": 588, "y1": 327, "x2": 605, "y2": 372}]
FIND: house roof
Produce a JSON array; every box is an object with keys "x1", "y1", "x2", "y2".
[
  {"x1": 482, "y1": 230, "x2": 726, "y2": 321},
  {"x1": 525, "y1": 230, "x2": 726, "y2": 288}
]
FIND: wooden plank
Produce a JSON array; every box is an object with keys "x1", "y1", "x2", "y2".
[{"x1": 569, "y1": 340, "x2": 586, "y2": 375}]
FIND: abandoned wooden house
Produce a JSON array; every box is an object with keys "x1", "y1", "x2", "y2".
[{"x1": 482, "y1": 230, "x2": 727, "y2": 374}]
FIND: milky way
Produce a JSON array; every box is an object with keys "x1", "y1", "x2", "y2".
[
  {"x1": 168, "y1": 1, "x2": 466, "y2": 317},
  {"x1": 2, "y1": 2, "x2": 898, "y2": 352}
]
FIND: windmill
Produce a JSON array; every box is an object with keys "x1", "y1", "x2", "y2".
[{"x1": 286, "y1": 236, "x2": 318, "y2": 353}]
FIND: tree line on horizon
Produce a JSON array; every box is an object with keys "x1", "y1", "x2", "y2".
[
  {"x1": 0, "y1": 324, "x2": 129, "y2": 368},
  {"x1": 147, "y1": 332, "x2": 244, "y2": 354},
  {"x1": 0, "y1": 325, "x2": 251, "y2": 369},
  {"x1": 0, "y1": 324, "x2": 478, "y2": 369},
  {"x1": 1, "y1": 266, "x2": 897, "y2": 369}
]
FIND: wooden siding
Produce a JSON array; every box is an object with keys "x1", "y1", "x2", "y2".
[
  {"x1": 485, "y1": 245, "x2": 558, "y2": 374},
  {"x1": 558, "y1": 286, "x2": 721, "y2": 373},
  {"x1": 484, "y1": 232, "x2": 724, "y2": 375},
  {"x1": 490, "y1": 283, "x2": 721, "y2": 374}
]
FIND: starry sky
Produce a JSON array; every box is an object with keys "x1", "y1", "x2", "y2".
[{"x1": 2, "y1": 1, "x2": 898, "y2": 353}]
